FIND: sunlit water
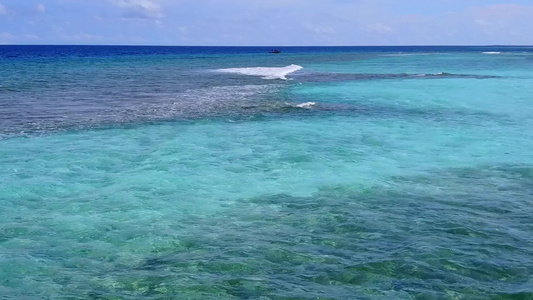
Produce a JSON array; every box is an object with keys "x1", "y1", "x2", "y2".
[{"x1": 1, "y1": 46, "x2": 532, "y2": 299}]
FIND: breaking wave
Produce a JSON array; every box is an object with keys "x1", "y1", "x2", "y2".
[
  {"x1": 216, "y1": 64, "x2": 303, "y2": 80},
  {"x1": 294, "y1": 102, "x2": 316, "y2": 109}
]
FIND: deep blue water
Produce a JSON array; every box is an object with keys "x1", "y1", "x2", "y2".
[{"x1": 1, "y1": 46, "x2": 532, "y2": 299}]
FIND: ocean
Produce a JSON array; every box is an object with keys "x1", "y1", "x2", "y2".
[{"x1": 0, "y1": 45, "x2": 532, "y2": 299}]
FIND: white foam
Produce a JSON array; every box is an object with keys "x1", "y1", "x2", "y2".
[
  {"x1": 295, "y1": 102, "x2": 316, "y2": 109},
  {"x1": 414, "y1": 72, "x2": 445, "y2": 77},
  {"x1": 216, "y1": 64, "x2": 303, "y2": 80},
  {"x1": 483, "y1": 52, "x2": 501, "y2": 54},
  {"x1": 384, "y1": 53, "x2": 443, "y2": 57}
]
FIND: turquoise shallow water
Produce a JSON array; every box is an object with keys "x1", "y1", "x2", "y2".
[{"x1": 1, "y1": 46, "x2": 532, "y2": 299}]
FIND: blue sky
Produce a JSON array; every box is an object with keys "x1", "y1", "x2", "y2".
[{"x1": 0, "y1": 0, "x2": 532, "y2": 45}]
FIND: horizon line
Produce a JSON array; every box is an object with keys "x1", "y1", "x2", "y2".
[{"x1": 1, "y1": 44, "x2": 532, "y2": 47}]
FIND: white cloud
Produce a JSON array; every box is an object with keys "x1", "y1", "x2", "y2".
[
  {"x1": 154, "y1": 19, "x2": 164, "y2": 27},
  {"x1": 60, "y1": 32, "x2": 105, "y2": 43},
  {"x1": 23, "y1": 34, "x2": 40, "y2": 40},
  {"x1": 1, "y1": 0, "x2": 533, "y2": 46},
  {"x1": 475, "y1": 19, "x2": 489, "y2": 27},
  {"x1": 0, "y1": 32, "x2": 15, "y2": 44},
  {"x1": 35, "y1": 4, "x2": 46, "y2": 13},
  {"x1": 304, "y1": 23, "x2": 336, "y2": 35},
  {"x1": 366, "y1": 23, "x2": 393, "y2": 34},
  {"x1": 110, "y1": 0, "x2": 164, "y2": 19},
  {"x1": 0, "y1": 2, "x2": 7, "y2": 15},
  {"x1": 472, "y1": 4, "x2": 528, "y2": 19},
  {"x1": 389, "y1": 3, "x2": 533, "y2": 45}
]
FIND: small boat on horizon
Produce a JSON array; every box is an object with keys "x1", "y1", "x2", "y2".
[{"x1": 269, "y1": 49, "x2": 281, "y2": 54}]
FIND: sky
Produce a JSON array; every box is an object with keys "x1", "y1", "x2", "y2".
[{"x1": 0, "y1": 0, "x2": 532, "y2": 46}]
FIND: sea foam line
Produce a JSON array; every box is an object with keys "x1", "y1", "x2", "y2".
[{"x1": 216, "y1": 64, "x2": 303, "y2": 80}]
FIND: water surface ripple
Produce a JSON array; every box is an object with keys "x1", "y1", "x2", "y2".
[{"x1": 1, "y1": 46, "x2": 532, "y2": 299}]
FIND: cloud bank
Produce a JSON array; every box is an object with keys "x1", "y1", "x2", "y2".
[
  {"x1": 110, "y1": 0, "x2": 164, "y2": 19},
  {"x1": 0, "y1": 0, "x2": 532, "y2": 45},
  {"x1": 0, "y1": 2, "x2": 8, "y2": 15}
]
